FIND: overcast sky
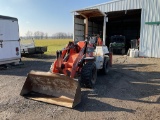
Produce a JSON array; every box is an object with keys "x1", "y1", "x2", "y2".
[{"x1": 0, "y1": 0, "x2": 111, "y2": 36}]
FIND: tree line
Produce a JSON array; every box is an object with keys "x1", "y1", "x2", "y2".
[{"x1": 24, "y1": 31, "x2": 73, "y2": 39}]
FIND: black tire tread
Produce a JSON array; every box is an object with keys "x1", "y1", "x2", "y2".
[
  {"x1": 81, "y1": 62, "x2": 97, "y2": 88},
  {"x1": 101, "y1": 57, "x2": 109, "y2": 75}
]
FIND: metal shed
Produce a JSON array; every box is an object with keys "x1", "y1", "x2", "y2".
[{"x1": 73, "y1": 0, "x2": 160, "y2": 58}]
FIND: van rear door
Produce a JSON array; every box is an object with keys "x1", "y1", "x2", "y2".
[{"x1": 0, "y1": 19, "x2": 20, "y2": 61}]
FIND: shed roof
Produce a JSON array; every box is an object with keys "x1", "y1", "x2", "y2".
[
  {"x1": 76, "y1": 9, "x2": 105, "y2": 18},
  {"x1": 73, "y1": 0, "x2": 142, "y2": 13}
]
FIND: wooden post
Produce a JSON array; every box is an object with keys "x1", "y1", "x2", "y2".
[
  {"x1": 73, "y1": 12, "x2": 75, "y2": 41},
  {"x1": 85, "y1": 18, "x2": 88, "y2": 38}
]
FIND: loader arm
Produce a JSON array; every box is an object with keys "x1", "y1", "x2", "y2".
[
  {"x1": 70, "y1": 46, "x2": 86, "y2": 78},
  {"x1": 20, "y1": 41, "x2": 88, "y2": 108}
]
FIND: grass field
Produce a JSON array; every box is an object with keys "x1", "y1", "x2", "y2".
[{"x1": 34, "y1": 39, "x2": 72, "y2": 55}]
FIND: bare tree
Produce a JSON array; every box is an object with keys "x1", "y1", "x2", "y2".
[
  {"x1": 33, "y1": 31, "x2": 45, "y2": 39},
  {"x1": 70, "y1": 33, "x2": 73, "y2": 38},
  {"x1": 44, "y1": 33, "x2": 48, "y2": 39},
  {"x1": 25, "y1": 31, "x2": 33, "y2": 39},
  {"x1": 40, "y1": 32, "x2": 44, "y2": 39},
  {"x1": 34, "y1": 31, "x2": 40, "y2": 39},
  {"x1": 24, "y1": 31, "x2": 73, "y2": 39},
  {"x1": 52, "y1": 32, "x2": 69, "y2": 39}
]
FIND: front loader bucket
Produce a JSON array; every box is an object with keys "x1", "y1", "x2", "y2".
[{"x1": 20, "y1": 71, "x2": 81, "y2": 108}]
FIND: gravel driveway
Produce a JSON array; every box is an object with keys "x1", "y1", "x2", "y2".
[{"x1": 0, "y1": 55, "x2": 160, "y2": 120}]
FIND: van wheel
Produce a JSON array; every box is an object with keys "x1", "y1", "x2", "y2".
[{"x1": 81, "y1": 62, "x2": 97, "y2": 88}]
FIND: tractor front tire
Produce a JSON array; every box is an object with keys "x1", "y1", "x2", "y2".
[
  {"x1": 81, "y1": 62, "x2": 97, "y2": 88},
  {"x1": 101, "y1": 57, "x2": 109, "y2": 75}
]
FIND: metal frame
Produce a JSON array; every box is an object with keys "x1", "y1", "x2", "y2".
[{"x1": 74, "y1": 9, "x2": 106, "y2": 45}]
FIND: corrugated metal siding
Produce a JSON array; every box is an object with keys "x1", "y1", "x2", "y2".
[
  {"x1": 74, "y1": 18, "x2": 85, "y2": 41},
  {"x1": 93, "y1": 23, "x2": 99, "y2": 33},
  {"x1": 84, "y1": 0, "x2": 142, "y2": 13},
  {"x1": 88, "y1": 22, "x2": 99, "y2": 35},
  {"x1": 74, "y1": 17, "x2": 99, "y2": 41},
  {"x1": 88, "y1": 21, "x2": 92, "y2": 35},
  {"x1": 140, "y1": 0, "x2": 160, "y2": 58},
  {"x1": 74, "y1": 0, "x2": 160, "y2": 57}
]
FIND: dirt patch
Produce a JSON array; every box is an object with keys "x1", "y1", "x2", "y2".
[{"x1": 0, "y1": 55, "x2": 159, "y2": 120}]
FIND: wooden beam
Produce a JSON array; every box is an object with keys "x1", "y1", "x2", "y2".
[{"x1": 85, "y1": 18, "x2": 88, "y2": 38}]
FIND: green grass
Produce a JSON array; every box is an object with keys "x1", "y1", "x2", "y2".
[{"x1": 34, "y1": 39, "x2": 72, "y2": 55}]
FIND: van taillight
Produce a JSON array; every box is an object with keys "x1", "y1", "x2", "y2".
[{"x1": 16, "y1": 47, "x2": 19, "y2": 52}]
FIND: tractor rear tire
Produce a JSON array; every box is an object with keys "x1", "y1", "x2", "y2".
[
  {"x1": 101, "y1": 57, "x2": 109, "y2": 75},
  {"x1": 81, "y1": 62, "x2": 97, "y2": 88}
]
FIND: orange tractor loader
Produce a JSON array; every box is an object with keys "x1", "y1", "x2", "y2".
[
  {"x1": 20, "y1": 9, "x2": 112, "y2": 108},
  {"x1": 20, "y1": 40, "x2": 102, "y2": 108}
]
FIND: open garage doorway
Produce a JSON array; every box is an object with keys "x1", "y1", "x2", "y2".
[
  {"x1": 106, "y1": 9, "x2": 141, "y2": 51},
  {"x1": 88, "y1": 9, "x2": 142, "y2": 52},
  {"x1": 74, "y1": 9, "x2": 141, "y2": 53}
]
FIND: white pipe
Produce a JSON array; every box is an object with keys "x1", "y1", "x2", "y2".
[
  {"x1": 103, "y1": 16, "x2": 107, "y2": 45},
  {"x1": 73, "y1": 12, "x2": 75, "y2": 41}
]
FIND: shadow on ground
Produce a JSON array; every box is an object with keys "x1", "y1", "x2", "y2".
[
  {"x1": 21, "y1": 54, "x2": 56, "y2": 59},
  {"x1": 75, "y1": 97, "x2": 135, "y2": 113},
  {"x1": 75, "y1": 63, "x2": 160, "y2": 112},
  {"x1": 0, "y1": 56, "x2": 159, "y2": 112},
  {"x1": 0, "y1": 55, "x2": 54, "y2": 76}
]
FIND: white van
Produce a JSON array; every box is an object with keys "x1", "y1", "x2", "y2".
[{"x1": 0, "y1": 15, "x2": 21, "y2": 65}]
